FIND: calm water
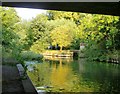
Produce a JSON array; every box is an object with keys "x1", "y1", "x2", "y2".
[{"x1": 26, "y1": 57, "x2": 120, "y2": 93}]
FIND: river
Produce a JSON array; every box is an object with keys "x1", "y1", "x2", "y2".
[{"x1": 26, "y1": 57, "x2": 120, "y2": 93}]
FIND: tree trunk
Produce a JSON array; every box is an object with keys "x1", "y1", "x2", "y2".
[{"x1": 60, "y1": 46, "x2": 62, "y2": 51}]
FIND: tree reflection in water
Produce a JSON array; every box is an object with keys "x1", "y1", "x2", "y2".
[{"x1": 27, "y1": 57, "x2": 120, "y2": 92}]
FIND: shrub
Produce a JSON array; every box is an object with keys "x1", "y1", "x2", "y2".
[
  {"x1": 83, "y1": 42, "x2": 107, "y2": 61},
  {"x1": 20, "y1": 51, "x2": 43, "y2": 61}
]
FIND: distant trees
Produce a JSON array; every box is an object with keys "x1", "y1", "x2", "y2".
[
  {"x1": 1, "y1": 7, "x2": 119, "y2": 61},
  {"x1": 50, "y1": 25, "x2": 72, "y2": 51},
  {"x1": 79, "y1": 14, "x2": 120, "y2": 61},
  {"x1": 48, "y1": 18, "x2": 76, "y2": 51}
]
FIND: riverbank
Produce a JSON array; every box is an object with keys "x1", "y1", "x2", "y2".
[
  {"x1": 2, "y1": 58, "x2": 38, "y2": 93},
  {"x1": 2, "y1": 64, "x2": 25, "y2": 93},
  {"x1": 79, "y1": 50, "x2": 120, "y2": 64}
]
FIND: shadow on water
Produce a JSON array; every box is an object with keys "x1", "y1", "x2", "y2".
[
  {"x1": 26, "y1": 57, "x2": 120, "y2": 93},
  {"x1": 77, "y1": 58, "x2": 120, "y2": 92}
]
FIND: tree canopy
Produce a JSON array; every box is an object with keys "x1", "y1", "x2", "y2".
[{"x1": 1, "y1": 7, "x2": 120, "y2": 62}]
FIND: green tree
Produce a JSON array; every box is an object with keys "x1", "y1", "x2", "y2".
[
  {"x1": 27, "y1": 14, "x2": 48, "y2": 48},
  {"x1": 1, "y1": 7, "x2": 23, "y2": 61},
  {"x1": 50, "y1": 19, "x2": 77, "y2": 51},
  {"x1": 1, "y1": 7, "x2": 20, "y2": 51},
  {"x1": 80, "y1": 14, "x2": 120, "y2": 61},
  {"x1": 13, "y1": 20, "x2": 31, "y2": 50},
  {"x1": 30, "y1": 14, "x2": 48, "y2": 41},
  {"x1": 47, "y1": 10, "x2": 81, "y2": 25}
]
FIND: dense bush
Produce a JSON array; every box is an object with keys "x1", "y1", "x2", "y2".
[
  {"x1": 20, "y1": 51, "x2": 43, "y2": 61},
  {"x1": 83, "y1": 41, "x2": 107, "y2": 61}
]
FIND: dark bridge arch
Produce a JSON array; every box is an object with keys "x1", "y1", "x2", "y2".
[{"x1": 1, "y1": 2, "x2": 120, "y2": 16}]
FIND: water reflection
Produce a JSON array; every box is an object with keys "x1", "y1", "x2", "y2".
[{"x1": 27, "y1": 57, "x2": 120, "y2": 92}]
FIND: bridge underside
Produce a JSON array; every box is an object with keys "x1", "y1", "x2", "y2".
[{"x1": 1, "y1": 2, "x2": 120, "y2": 16}]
